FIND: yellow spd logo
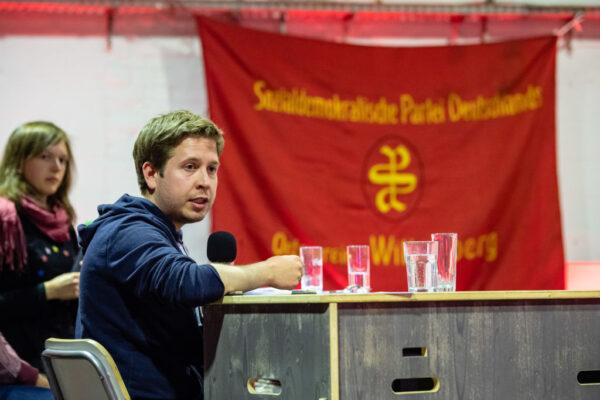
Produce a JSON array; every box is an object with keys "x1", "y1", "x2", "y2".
[{"x1": 362, "y1": 136, "x2": 423, "y2": 220}]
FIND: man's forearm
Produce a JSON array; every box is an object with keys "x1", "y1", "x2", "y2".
[
  {"x1": 212, "y1": 255, "x2": 302, "y2": 294},
  {"x1": 211, "y1": 261, "x2": 274, "y2": 294}
]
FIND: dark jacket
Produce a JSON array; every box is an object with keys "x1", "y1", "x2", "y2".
[
  {"x1": 75, "y1": 194, "x2": 224, "y2": 400},
  {"x1": 0, "y1": 211, "x2": 78, "y2": 370}
]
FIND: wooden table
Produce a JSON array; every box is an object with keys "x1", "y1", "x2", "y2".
[{"x1": 203, "y1": 291, "x2": 600, "y2": 400}]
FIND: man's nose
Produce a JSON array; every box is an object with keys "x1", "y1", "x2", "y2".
[{"x1": 195, "y1": 170, "x2": 209, "y2": 188}]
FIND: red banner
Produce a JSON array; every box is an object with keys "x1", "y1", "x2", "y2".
[{"x1": 198, "y1": 17, "x2": 564, "y2": 291}]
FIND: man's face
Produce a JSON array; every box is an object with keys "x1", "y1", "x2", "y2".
[{"x1": 144, "y1": 136, "x2": 219, "y2": 229}]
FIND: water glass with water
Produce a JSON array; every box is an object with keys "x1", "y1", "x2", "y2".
[
  {"x1": 346, "y1": 245, "x2": 370, "y2": 292},
  {"x1": 403, "y1": 241, "x2": 438, "y2": 292},
  {"x1": 300, "y1": 246, "x2": 323, "y2": 292},
  {"x1": 431, "y1": 233, "x2": 457, "y2": 292}
]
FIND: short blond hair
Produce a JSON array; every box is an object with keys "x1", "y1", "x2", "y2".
[{"x1": 133, "y1": 110, "x2": 224, "y2": 195}]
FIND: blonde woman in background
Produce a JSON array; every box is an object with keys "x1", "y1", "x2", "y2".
[{"x1": 0, "y1": 121, "x2": 79, "y2": 373}]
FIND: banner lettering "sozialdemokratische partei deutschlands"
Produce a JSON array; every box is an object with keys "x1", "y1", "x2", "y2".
[{"x1": 253, "y1": 80, "x2": 542, "y2": 125}]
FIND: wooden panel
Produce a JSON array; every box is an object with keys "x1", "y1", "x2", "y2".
[
  {"x1": 338, "y1": 300, "x2": 600, "y2": 399},
  {"x1": 204, "y1": 304, "x2": 331, "y2": 400}
]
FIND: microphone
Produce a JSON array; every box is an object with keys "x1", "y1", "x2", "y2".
[{"x1": 207, "y1": 231, "x2": 237, "y2": 263}]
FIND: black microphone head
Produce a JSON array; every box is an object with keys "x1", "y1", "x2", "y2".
[{"x1": 207, "y1": 231, "x2": 237, "y2": 263}]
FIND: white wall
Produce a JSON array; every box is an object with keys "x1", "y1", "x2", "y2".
[
  {"x1": 557, "y1": 40, "x2": 600, "y2": 261},
  {"x1": 0, "y1": 35, "x2": 212, "y2": 262},
  {"x1": 0, "y1": 22, "x2": 598, "y2": 263}
]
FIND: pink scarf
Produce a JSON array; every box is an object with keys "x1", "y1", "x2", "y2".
[
  {"x1": 0, "y1": 196, "x2": 70, "y2": 271},
  {"x1": 20, "y1": 196, "x2": 71, "y2": 243},
  {"x1": 0, "y1": 197, "x2": 27, "y2": 270}
]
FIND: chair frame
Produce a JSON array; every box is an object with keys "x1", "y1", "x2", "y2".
[{"x1": 42, "y1": 338, "x2": 130, "y2": 400}]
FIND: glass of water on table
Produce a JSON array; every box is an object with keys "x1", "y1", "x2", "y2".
[
  {"x1": 431, "y1": 233, "x2": 457, "y2": 292},
  {"x1": 299, "y1": 246, "x2": 323, "y2": 292},
  {"x1": 403, "y1": 241, "x2": 438, "y2": 292},
  {"x1": 346, "y1": 245, "x2": 371, "y2": 293}
]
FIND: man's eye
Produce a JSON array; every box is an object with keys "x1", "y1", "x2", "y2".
[
  {"x1": 184, "y1": 164, "x2": 197, "y2": 171},
  {"x1": 208, "y1": 166, "x2": 218, "y2": 174}
]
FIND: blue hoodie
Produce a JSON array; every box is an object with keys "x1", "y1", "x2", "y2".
[{"x1": 76, "y1": 194, "x2": 224, "y2": 400}]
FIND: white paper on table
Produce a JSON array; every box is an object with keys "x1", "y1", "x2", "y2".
[{"x1": 243, "y1": 287, "x2": 292, "y2": 296}]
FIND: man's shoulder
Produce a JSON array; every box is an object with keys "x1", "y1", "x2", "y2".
[
  {"x1": 95, "y1": 213, "x2": 172, "y2": 246},
  {"x1": 81, "y1": 213, "x2": 176, "y2": 275}
]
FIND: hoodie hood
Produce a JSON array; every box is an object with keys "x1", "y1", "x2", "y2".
[{"x1": 78, "y1": 194, "x2": 181, "y2": 254}]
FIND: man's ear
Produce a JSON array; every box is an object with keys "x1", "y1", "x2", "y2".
[{"x1": 142, "y1": 161, "x2": 159, "y2": 192}]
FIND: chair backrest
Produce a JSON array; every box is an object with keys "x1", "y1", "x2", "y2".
[{"x1": 42, "y1": 338, "x2": 130, "y2": 400}]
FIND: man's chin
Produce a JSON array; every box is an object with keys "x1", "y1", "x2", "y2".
[{"x1": 184, "y1": 211, "x2": 209, "y2": 224}]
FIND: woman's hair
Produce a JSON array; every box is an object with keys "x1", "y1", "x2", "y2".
[{"x1": 0, "y1": 121, "x2": 75, "y2": 222}]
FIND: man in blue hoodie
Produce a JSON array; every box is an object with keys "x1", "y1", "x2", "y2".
[{"x1": 76, "y1": 110, "x2": 303, "y2": 400}]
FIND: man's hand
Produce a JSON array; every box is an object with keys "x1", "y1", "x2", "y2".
[
  {"x1": 264, "y1": 255, "x2": 303, "y2": 289},
  {"x1": 44, "y1": 272, "x2": 80, "y2": 300}
]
